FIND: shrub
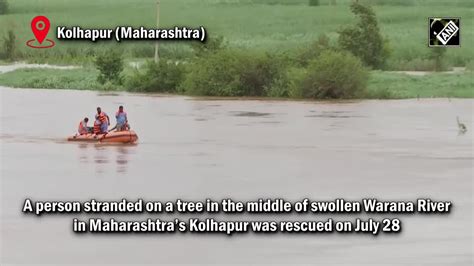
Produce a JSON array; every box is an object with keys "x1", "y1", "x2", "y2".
[
  {"x1": 1, "y1": 30, "x2": 16, "y2": 61},
  {"x1": 296, "y1": 34, "x2": 332, "y2": 66},
  {"x1": 308, "y1": 0, "x2": 319, "y2": 6},
  {"x1": 191, "y1": 35, "x2": 226, "y2": 57},
  {"x1": 130, "y1": 45, "x2": 154, "y2": 58},
  {"x1": 125, "y1": 60, "x2": 185, "y2": 92},
  {"x1": 363, "y1": 85, "x2": 394, "y2": 99},
  {"x1": 94, "y1": 50, "x2": 124, "y2": 84},
  {"x1": 265, "y1": 67, "x2": 306, "y2": 98},
  {"x1": 0, "y1": 0, "x2": 8, "y2": 15},
  {"x1": 101, "y1": 81, "x2": 120, "y2": 91},
  {"x1": 182, "y1": 49, "x2": 283, "y2": 96},
  {"x1": 338, "y1": 1, "x2": 389, "y2": 69},
  {"x1": 301, "y1": 50, "x2": 368, "y2": 99},
  {"x1": 265, "y1": 76, "x2": 289, "y2": 98},
  {"x1": 239, "y1": 53, "x2": 284, "y2": 96}
]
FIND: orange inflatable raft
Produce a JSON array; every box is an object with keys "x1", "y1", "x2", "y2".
[{"x1": 67, "y1": 130, "x2": 138, "y2": 144}]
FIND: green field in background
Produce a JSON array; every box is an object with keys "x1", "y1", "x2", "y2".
[{"x1": 0, "y1": 0, "x2": 472, "y2": 66}]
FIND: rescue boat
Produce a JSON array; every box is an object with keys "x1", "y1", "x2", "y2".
[{"x1": 67, "y1": 130, "x2": 138, "y2": 144}]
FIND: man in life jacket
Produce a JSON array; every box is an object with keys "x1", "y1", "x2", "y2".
[
  {"x1": 95, "y1": 107, "x2": 110, "y2": 134},
  {"x1": 115, "y1": 105, "x2": 129, "y2": 131},
  {"x1": 77, "y1": 117, "x2": 92, "y2": 135}
]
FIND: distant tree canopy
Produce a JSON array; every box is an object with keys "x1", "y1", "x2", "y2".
[
  {"x1": 94, "y1": 50, "x2": 124, "y2": 85},
  {"x1": 0, "y1": 0, "x2": 8, "y2": 15},
  {"x1": 338, "y1": 1, "x2": 389, "y2": 69}
]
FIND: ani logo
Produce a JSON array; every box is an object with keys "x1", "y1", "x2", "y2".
[{"x1": 429, "y1": 18, "x2": 460, "y2": 47}]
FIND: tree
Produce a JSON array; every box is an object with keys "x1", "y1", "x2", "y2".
[
  {"x1": 338, "y1": 1, "x2": 389, "y2": 69},
  {"x1": 0, "y1": 0, "x2": 8, "y2": 15},
  {"x1": 94, "y1": 50, "x2": 124, "y2": 84}
]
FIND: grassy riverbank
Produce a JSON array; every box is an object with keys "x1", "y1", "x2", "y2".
[
  {"x1": 0, "y1": 0, "x2": 473, "y2": 69},
  {"x1": 1, "y1": 0, "x2": 472, "y2": 99},
  {"x1": 1, "y1": 67, "x2": 472, "y2": 99},
  {"x1": 0, "y1": 68, "x2": 102, "y2": 90}
]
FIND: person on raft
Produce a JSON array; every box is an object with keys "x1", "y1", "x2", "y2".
[
  {"x1": 114, "y1": 105, "x2": 129, "y2": 131},
  {"x1": 94, "y1": 107, "x2": 110, "y2": 134},
  {"x1": 77, "y1": 117, "x2": 92, "y2": 135},
  {"x1": 93, "y1": 118, "x2": 102, "y2": 135}
]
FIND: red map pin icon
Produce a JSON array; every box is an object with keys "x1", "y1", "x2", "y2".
[{"x1": 31, "y1": 16, "x2": 50, "y2": 44}]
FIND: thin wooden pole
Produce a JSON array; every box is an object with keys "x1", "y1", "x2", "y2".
[{"x1": 154, "y1": 0, "x2": 160, "y2": 62}]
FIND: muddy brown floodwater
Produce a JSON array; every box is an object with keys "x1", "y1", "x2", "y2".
[{"x1": 0, "y1": 87, "x2": 472, "y2": 265}]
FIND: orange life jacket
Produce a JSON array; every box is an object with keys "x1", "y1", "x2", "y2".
[
  {"x1": 78, "y1": 120, "x2": 88, "y2": 135},
  {"x1": 96, "y1": 112, "x2": 108, "y2": 123},
  {"x1": 93, "y1": 120, "x2": 101, "y2": 134}
]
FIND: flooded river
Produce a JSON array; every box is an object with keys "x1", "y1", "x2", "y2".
[{"x1": 0, "y1": 87, "x2": 472, "y2": 265}]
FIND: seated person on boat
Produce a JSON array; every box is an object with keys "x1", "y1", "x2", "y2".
[{"x1": 78, "y1": 117, "x2": 93, "y2": 135}]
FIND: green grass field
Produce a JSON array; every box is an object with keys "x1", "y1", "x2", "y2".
[
  {"x1": 0, "y1": 67, "x2": 102, "y2": 90},
  {"x1": 366, "y1": 71, "x2": 474, "y2": 98},
  {"x1": 1, "y1": 0, "x2": 473, "y2": 67}
]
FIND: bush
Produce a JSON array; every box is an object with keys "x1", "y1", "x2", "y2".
[
  {"x1": 182, "y1": 49, "x2": 283, "y2": 96},
  {"x1": 265, "y1": 67, "x2": 306, "y2": 98},
  {"x1": 1, "y1": 30, "x2": 16, "y2": 61},
  {"x1": 296, "y1": 34, "x2": 332, "y2": 66},
  {"x1": 130, "y1": 45, "x2": 154, "y2": 58},
  {"x1": 94, "y1": 50, "x2": 124, "y2": 84},
  {"x1": 0, "y1": 0, "x2": 8, "y2": 15},
  {"x1": 338, "y1": 1, "x2": 389, "y2": 69},
  {"x1": 308, "y1": 0, "x2": 319, "y2": 6},
  {"x1": 239, "y1": 53, "x2": 284, "y2": 96},
  {"x1": 125, "y1": 60, "x2": 185, "y2": 92},
  {"x1": 191, "y1": 35, "x2": 226, "y2": 57},
  {"x1": 301, "y1": 50, "x2": 368, "y2": 99},
  {"x1": 101, "y1": 81, "x2": 120, "y2": 91}
]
